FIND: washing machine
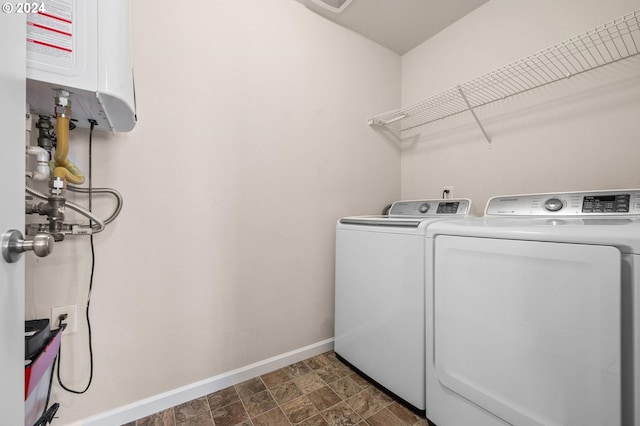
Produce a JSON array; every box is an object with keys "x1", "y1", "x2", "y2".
[
  {"x1": 335, "y1": 198, "x2": 472, "y2": 413},
  {"x1": 425, "y1": 189, "x2": 640, "y2": 426}
]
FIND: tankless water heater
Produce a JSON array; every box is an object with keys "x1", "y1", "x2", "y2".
[{"x1": 26, "y1": 0, "x2": 136, "y2": 132}]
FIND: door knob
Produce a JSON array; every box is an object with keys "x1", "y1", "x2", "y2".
[{"x1": 2, "y1": 229, "x2": 54, "y2": 263}]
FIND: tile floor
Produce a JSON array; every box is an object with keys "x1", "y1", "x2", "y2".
[{"x1": 123, "y1": 351, "x2": 429, "y2": 426}]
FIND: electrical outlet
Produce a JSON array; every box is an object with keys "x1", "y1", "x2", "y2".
[
  {"x1": 443, "y1": 186, "x2": 454, "y2": 199},
  {"x1": 51, "y1": 305, "x2": 78, "y2": 335}
]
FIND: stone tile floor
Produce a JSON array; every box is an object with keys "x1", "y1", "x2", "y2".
[{"x1": 123, "y1": 351, "x2": 429, "y2": 426}]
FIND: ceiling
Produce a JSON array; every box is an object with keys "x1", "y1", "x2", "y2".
[{"x1": 294, "y1": 0, "x2": 489, "y2": 55}]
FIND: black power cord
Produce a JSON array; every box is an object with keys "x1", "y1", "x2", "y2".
[
  {"x1": 33, "y1": 403, "x2": 60, "y2": 426},
  {"x1": 56, "y1": 119, "x2": 98, "y2": 394}
]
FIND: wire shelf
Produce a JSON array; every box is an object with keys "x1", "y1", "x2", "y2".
[{"x1": 368, "y1": 9, "x2": 640, "y2": 138}]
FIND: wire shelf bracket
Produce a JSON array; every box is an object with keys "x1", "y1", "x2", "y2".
[
  {"x1": 457, "y1": 85, "x2": 491, "y2": 144},
  {"x1": 368, "y1": 9, "x2": 640, "y2": 142}
]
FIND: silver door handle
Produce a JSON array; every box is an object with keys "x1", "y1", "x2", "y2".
[{"x1": 2, "y1": 229, "x2": 54, "y2": 263}]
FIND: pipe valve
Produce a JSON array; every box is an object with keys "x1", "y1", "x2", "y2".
[{"x1": 54, "y1": 89, "x2": 71, "y2": 118}]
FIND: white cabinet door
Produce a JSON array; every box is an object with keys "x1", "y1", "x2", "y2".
[
  {"x1": 434, "y1": 235, "x2": 620, "y2": 426},
  {"x1": 0, "y1": 12, "x2": 26, "y2": 426}
]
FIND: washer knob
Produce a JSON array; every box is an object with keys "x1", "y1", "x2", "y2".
[
  {"x1": 544, "y1": 198, "x2": 564, "y2": 212},
  {"x1": 418, "y1": 203, "x2": 430, "y2": 213}
]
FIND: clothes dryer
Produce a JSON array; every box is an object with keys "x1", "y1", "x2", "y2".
[
  {"x1": 425, "y1": 189, "x2": 640, "y2": 426},
  {"x1": 335, "y1": 198, "x2": 472, "y2": 413}
]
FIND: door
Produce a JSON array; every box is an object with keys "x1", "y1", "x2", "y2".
[
  {"x1": 0, "y1": 12, "x2": 27, "y2": 426},
  {"x1": 433, "y1": 235, "x2": 621, "y2": 426}
]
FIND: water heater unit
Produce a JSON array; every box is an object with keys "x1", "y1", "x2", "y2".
[{"x1": 26, "y1": 0, "x2": 136, "y2": 132}]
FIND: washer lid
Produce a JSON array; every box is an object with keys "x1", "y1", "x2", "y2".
[
  {"x1": 339, "y1": 198, "x2": 472, "y2": 228},
  {"x1": 339, "y1": 216, "x2": 424, "y2": 227}
]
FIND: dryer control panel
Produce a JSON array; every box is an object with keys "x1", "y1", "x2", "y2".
[
  {"x1": 485, "y1": 190, "x2": 640, "y2": 216},
  {"x1": 389, "y1": 199, "x2": 471, "y2": 217}
]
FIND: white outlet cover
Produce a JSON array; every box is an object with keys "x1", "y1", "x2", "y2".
[{"x1": 51, "y1": 305, "x2": 78, "y2": 334}]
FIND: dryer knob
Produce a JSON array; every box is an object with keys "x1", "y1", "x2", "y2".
[
  {"x1": 544, "y1": 198, "x2": 564, "y2": 212},
  {"x1": 418, "y1": 203, "x2": 430, "y2": 213}
]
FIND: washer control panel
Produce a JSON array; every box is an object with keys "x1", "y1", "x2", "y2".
[
  {"x1": 389, "y1": 198, "x2": 471, "y2": 217},
  {"x1": 486, "y1": 190, "x2": 640, "y2": 216}
]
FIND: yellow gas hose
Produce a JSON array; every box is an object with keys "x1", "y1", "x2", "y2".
[{"x1": 52, "y1": 115, "x2": 85, "y2": 185}]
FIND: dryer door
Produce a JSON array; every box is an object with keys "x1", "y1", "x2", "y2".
[{"x1": 433, "y1": 235, "x2": 621, "y2": 426}]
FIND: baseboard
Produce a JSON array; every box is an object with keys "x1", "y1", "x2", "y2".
[{"x1": 80, "y1": 338, "x2": 334, "y2": 426}]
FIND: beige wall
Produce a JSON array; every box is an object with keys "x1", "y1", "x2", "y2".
[
  {"x1": 400, "y1": 0, "x2": 640, "y2": 210},
  {"x1": 25, "y1": 0, "x2": 400, "y2": 423}
]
